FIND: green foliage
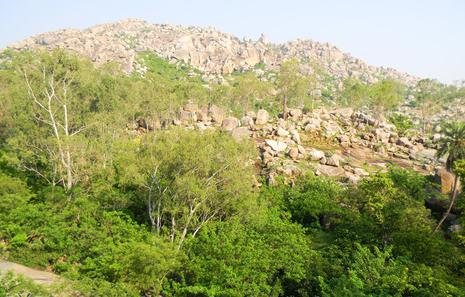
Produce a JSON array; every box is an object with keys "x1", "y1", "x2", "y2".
[
  {"x1": 2, "y1": 50, "x2": 465, "y2": 297},
  {"x1": 389, "y1": 114, "x2": 414, "y2": 136},
  {"x1": 282, "y1": 175, "x2": 344, "y2": 228},
  {"x1": 138, "y1": 52, "x2": 200, "y2": 81},
  {"x1": 368, "y1": 79, "x2": 405, "y2": 114},
  {"x1": 338, "y1": 78, "x2": 370, "y2": 109},
  {"x1": 276, "y1": 58, "x2": 310, "y2": 117},
  {"x1": 436, "y1": 121, "x2": 465, "y2": 170},
  {"x1": 171, "y1": 210, "x2": 311, "y2": 296}
]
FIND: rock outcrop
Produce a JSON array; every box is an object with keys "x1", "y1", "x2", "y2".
[
  {"x1": 131, "y1": 103, "x2": 446, "y2": 185},
  {"x1": 8, "y1": 19, "x2": 418, "y2": 85}
]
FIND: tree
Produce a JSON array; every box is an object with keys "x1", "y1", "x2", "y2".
[
  {"x1": 115, "y1": 129, "x2": 256, "y2": 249},
  {"x1": 338, "y1": 78, "x2": 370, "y2": 109},
  {"x1": 173, "y1": 211, "x2": 311, "y2": 296},
  {"x1": 231, "y1": 72, "x2": 271, "y2": 115},
  {"x1": 276, "y1": 59, "x2": 309, "y2": 119},
  {"x1": 1, "y1": 50, "x2": 126, "y2": 192},
  {"x1": 415, "y1": 79, "x2": 441, "y2": 133},
  {"x1": 368, "y1": 79, "x2": 405, "y2": 116},
  {"x1": 433, "y1": 121, "x2": 465, "y2": 233},
  {"x1": 320, "y1": 244, "x2": 409, "y2": 297}
]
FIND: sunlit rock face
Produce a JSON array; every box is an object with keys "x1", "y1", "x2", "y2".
[{"x1": 9, "y1": 19, "x2": 418, "y2": 85}]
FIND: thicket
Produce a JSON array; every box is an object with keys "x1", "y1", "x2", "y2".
[{"x1": 1, "y1": 50, "x2": 465, "y2": 296}]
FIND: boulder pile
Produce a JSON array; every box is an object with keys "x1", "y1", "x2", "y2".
[{"x1": 130, "y1": 104, "x2": 445, "y2": 185}]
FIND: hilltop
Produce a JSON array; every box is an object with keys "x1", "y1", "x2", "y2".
[{"x1": 9, "y1": 19, "x2": 417, "y2": 85}]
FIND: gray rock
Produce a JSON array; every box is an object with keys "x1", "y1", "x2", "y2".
[
  {"x1": 309, "y1": 149, "x2": 325, "y2": 161},
  {"x1": 277, "y1": 127, "x2": 290, "y2": 137},
  {"x1": 265, "y1": 139, "x2": 288, "y2": 152}
]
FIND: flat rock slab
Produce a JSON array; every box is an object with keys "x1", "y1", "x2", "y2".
[
  {"x1": 0, "y1": 260, "x2": 59, "y2": 286},
  {"x1": 317, "y1": 164, "x2": 345, "y2": 177}
]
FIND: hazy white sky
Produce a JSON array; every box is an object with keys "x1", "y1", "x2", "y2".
[{"x1": 1, "y1": 0, "x2": 464, "y2": 83}]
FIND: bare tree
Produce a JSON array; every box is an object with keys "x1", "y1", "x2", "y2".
[{"x1": 20, "y1": 66, "x2": 85, "y2": 191}]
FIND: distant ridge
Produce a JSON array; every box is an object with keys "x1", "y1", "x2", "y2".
[{"x1": 8, "y1": 18, "x2": 418, "y2": 85}]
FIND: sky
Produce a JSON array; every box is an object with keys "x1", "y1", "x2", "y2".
[{"x1": 1, "y1": 0, "x2": 464, "y2": 83}]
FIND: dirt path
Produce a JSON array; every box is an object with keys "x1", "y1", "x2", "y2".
[{"x1": 0, "y1": 260, "x2": 59, "y2": 285}]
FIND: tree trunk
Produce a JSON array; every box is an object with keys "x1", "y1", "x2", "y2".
[
  {"x1": 433, "y1": 174, "x2": 459, "y2": 234},
  {"x1": 283, "y1": 96, "x2": 288, "y2": 120}
]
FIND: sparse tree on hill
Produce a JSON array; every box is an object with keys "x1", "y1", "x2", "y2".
[
  {"x1": 368, "y1": 79, "x2": 405, "y2": 116},
  {"x1": 276, "y1": 59, "x2": 308, "y2": 119}
]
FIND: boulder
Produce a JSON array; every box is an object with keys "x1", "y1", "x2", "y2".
[
  {"x1": 317, "y1": 164, "x2": 345, "y2": 177},
  {"x1": 326, "y1": 154, "x2": 343, "y2": 167},
  {"x1": 353, "y1": 167, "x2": 369, "y2": 176},
  {"x1": 308, "y1": 149, "x2": 325, "y2": 161},
  {"x1": 397, "y1": 137, "x2": 413, "y2": 148},
  {"x1": 209, "y1": 104, "x2": 225, "y2": 123},
  {"x1": 435, "y1": 168, "x2": 460, "y2": 194},
  {"x1": 241, "y1": 115, "x2": 254, "y2": 127},
  {"x1": 231, "y1": 127, "x2": 251, "y2": 141},
  {"x1": 221, "y1": 117, "x2": 239, "y2": 131},
  {"x1": 255, "y1": 109, "x2": 269, "y2": 125},
  {"x1": 288, "y1": 147, "x2": 299, "y2": 160},
  {"x1": 290, "y1": 130, "x2": 301, "y2": 144},
  {"x1": 265, "y1": 139, "x2": 288, "y2": 152},
  {"x1": 277, "y1": 127, "x2": 290, "y2": 137}
]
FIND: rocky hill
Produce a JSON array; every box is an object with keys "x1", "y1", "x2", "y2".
[
  {"x1": 130, "y1": 102, "x2": 454, "y2": 194},
  {"x1": 9, "y1": 19, "x2": 418, "y2": 85}
]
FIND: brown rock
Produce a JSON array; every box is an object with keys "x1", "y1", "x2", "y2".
[
  {"x1": 221, "y1": 117, "x2": 239, "y2": 131},
  {"x1": 288, "y1": 147, "x2": 299, "y2": 160},
  {"x1": 209, "y1": 105, "x2": 225, "y2": 123},
  {"x1": 435, "y1": 168, "x2": 460, "y2": 194},
  {"x1": 231, "y1": 127, "x2": 251, "y2": 141},
  {"x1": 256, "y1": 109, "x2": 269, "y2": 125},
  {"x1": 317, "y1": 164, "x2": 345, "y2": 177}
]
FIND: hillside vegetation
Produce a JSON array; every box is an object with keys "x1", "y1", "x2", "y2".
[{"x1": 1, "y1": 49, "x2": 465, "y2": 297}]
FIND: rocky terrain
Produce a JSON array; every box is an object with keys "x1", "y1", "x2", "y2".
[
  {"x1": 9, "y1": 19, "x2": 418, "y2": 85},
  {"x1": 130, "y1": 104, "x2": 456, "y2": 195}
]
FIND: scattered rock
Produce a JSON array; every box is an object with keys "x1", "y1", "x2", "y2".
[{"x1": 265, "y1": 140, "x2": 288, "y2": 152}]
